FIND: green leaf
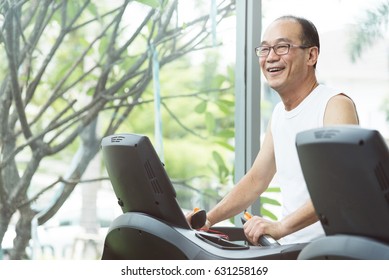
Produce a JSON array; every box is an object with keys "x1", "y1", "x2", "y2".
[
  {"x1": 194, "y1": 101, "x2": 207, "y2": 113},
  {"x1": 215, "y1": 99, "x2": 234, "y2": 115},
  {"x1": 212, "y1": 74, "x2": 226, "y2": 88},
  {"x1": 216, "y1": 101, "x2": 231, "y2": 114},
  {"x1": 212, "y1": 151, "x2": 229, "y2": 182},
  {"x1": 86, "y1": 87, "x2": 95, "y2": 96},
  {"x1": 216, "y1": 129, "x2": 234, "y2": 138},
  {"x1": 218, "y1": 99, "x2": 234, "y2": 107},
  {"x1": 260, "y1": 196, "x2": 281, "y2": 206},
  {"x1": 212, "y1": 151, "x2": 225, "y2": 167},
  {"x1": 265, "y1": 186, "x2": 281, "y2": 193},
  {"x1": 87, "y1": 3, "x2": 99, "y2": 18},
  {"x1": 260, "y1": 207, "x2": 278, "y2": 221},
  {"x1": 98, "y1": 35, "x2": 109, "y2": 59},
  {"x1": 135, "y1": 0, "x2": 161, "y2": 8},
  {"x1": 214, "y1": 140, "x2": 234, "y2": 151}
]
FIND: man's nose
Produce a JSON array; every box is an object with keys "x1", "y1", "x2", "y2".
[{"x1": 266, "y1": 47, "x2": 280, "y2": 61}]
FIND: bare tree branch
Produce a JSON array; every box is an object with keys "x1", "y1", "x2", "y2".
[{"x1": 18, "y1": 175, "x2": 110, "y2": 209}]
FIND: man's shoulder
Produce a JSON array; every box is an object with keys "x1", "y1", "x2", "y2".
[
  {"x1": 316, "y1": 84, "x2": 341, "y2": 96},
  {"x1": 324, "y1": 94, "x2": 359, "y2": 125},
  {"x1": 327, "y1": 94, "x2": 356, "y2": 109},
  {"x1": 313, "y1": 84, "x2": 349, "y2": 104}
]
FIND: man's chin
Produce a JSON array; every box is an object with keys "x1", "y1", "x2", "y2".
[{"x1": 267, "y1": 81, "x2": 283, "y2": 92}]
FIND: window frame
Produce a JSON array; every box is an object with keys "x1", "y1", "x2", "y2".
[{"x1": 234, "y1": 0, "x2": 262, "y2": 221}]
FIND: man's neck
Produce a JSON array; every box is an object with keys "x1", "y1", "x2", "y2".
[{"x1": 279, "y1": 78, "x2": 319, "y2": 111}]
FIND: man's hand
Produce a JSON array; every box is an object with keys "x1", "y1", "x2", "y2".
[
  {"x1": 243, "y1": 215, "x2": 282, "y2": 245},
  {"x1": 186, "y1": 208, "x2": 211, "y2": 230}
]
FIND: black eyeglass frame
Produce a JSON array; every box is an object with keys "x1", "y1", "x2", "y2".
[{"x1": 255, "y1": 43, "x2": 312, "y2": 57}]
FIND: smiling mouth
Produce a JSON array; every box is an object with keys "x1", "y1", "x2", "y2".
[{"x1": 267, "y1": 67, "x2": 284, "y2": 73}]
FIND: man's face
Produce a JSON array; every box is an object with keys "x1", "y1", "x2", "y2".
[{"x1": 259, "y1": 19, "x2": 310, "y2": 93}]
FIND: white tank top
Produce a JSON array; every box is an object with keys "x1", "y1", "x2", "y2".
[{"x1": 271, "y1": 84, "x2": 341, "y2": 244}]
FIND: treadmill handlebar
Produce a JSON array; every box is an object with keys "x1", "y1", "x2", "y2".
[{"x1": 241, "y1": 211, "x2": 280, "y2": 247}]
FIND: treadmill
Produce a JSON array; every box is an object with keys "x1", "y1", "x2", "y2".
[
  {"x1": 100, "y1": 133, "x2": 306, "y2": 260},
  {"x1": 295, "y1": 126, "x2": 389, "y2": 259}
]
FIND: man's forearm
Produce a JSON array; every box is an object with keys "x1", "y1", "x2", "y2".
[
  {"x1": 207, "y1": 181, "x2": 260, "y2": 226},
  {"x1": 279, "y1": 199, "x2": 319, "y2": 237}
]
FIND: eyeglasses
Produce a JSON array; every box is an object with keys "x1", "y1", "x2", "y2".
[{"x1": 255, "y1": 43, "x2": 311, "y2": 57}]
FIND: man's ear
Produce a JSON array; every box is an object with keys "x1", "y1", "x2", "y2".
[{"x1": 307, "y1": 46, "x2": 319, "y2": 66}]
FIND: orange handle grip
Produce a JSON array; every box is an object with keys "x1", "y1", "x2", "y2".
[{"x1": 244, "y1": 211, "x2": 252, "y2": 220}]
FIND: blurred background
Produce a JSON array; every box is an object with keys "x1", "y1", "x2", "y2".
[{"x1": 0, "y1": 0, "x2": 388, "y2": 259}]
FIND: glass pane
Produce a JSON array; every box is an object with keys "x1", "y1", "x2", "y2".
[
  {"x1": 15, "y1": 0, "x2": 238, "y2": 260},
  {"x1": 116, "y1": 1, "x2": 237, "y2": 216}
]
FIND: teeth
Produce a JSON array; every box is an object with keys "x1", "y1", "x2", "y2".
[{"x1": 268, "y1": 67, "x2": 282, "y2": 72}]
